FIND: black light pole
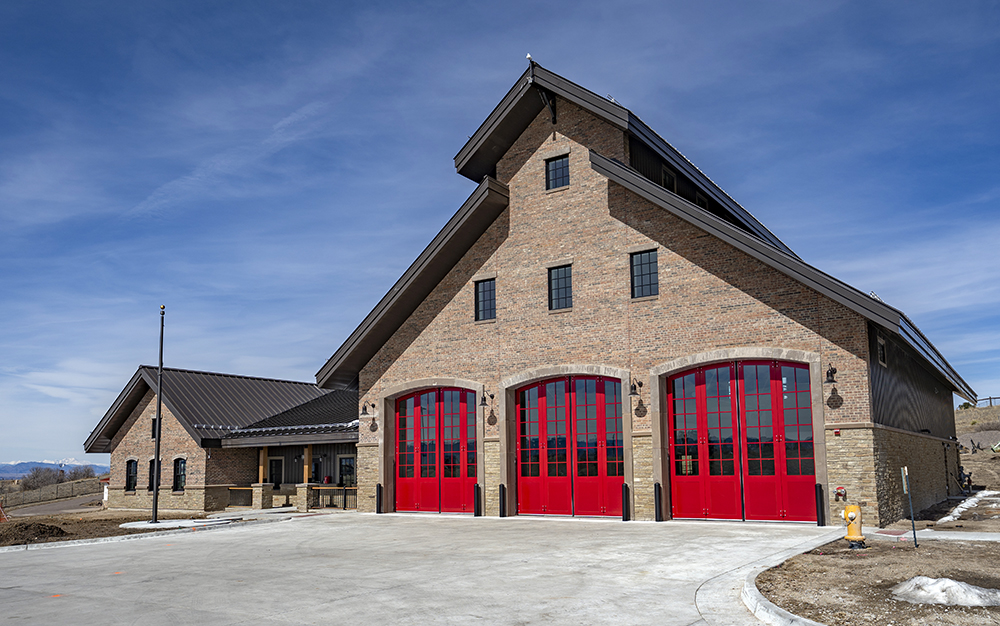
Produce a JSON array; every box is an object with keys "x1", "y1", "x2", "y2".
[{"x1": 151, "y1": 305, "x2": 165, "y2": 524}]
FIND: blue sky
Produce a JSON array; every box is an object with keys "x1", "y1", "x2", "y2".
[{"x1": 2, "y1": 1, "x2": 999, "y2": 464}]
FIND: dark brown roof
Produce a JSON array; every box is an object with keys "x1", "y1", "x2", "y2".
[
  {"x1": 84, "y1": 366, "x2": 346, "y2": 453},
  {"x1": 589, "y1": 151, "x2": 975, "y2": 401},
  {"x1": 218, "y1": 390, "x2": 359, "y2": 447},
  {"x1": 315, "y1": 176, "x2": 509, "y2": 389},
  {"x1": 454, "y1": 61, "x2": 794, "y2": 256}
]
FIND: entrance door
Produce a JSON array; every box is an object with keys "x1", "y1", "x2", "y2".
[
  {"x1": 268, "y1": 458, "x2": 283, "y2": 490},
  {"x1": 395, "y1": 388, "x2": 477, "y2": 512},
  {"x1": 516, "y1": 376, "x2": 623, "y2": 516},
  {"x1": 667, "y1": 361, "x2": 816, "y2": 522}
]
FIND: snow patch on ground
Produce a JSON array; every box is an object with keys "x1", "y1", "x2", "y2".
[
  {"x1": 892, "y1": 576, "x2": 1000, "y2": 606},
  {"x1": 936, "y1": 490, "x2": 1000, "y2": 523}
]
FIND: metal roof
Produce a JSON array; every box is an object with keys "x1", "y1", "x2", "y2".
[
  {"x1": 84, "y1": 366, "x2": 347, "y2": 453},
  {"x1": 216, "y1": 389, "x2": 360, "y2": 447},
  {"x1": 315, "y1": 176, "x2": 509, "y2": 389},
  {"x1": 454, "y1": 62, "x2": 795, "y2": 256},
  {"x1": 589, "y1": 151, "x2": 976, "y2": 402}
]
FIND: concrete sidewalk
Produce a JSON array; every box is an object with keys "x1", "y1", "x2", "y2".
[{"x1": 1, "y1": 513, "x2": 839, "y2": 625}]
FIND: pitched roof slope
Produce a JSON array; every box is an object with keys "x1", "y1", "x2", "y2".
[
  {"x1": 455, "y1": 61, "x2": 794, "y2": 256},
  {"x1": 221, "y1": 390, "x2": 359, "y2": 443},
  {"x1": 84, "y1": 366, "x2": 336, "y2": 453}
]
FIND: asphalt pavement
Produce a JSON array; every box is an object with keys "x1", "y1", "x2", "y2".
[{"x1": 0, "y1": 512, "x2": 840, "y2": 625}]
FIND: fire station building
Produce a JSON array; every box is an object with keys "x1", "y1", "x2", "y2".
[{"x1": 315, "y1": 63, "x2": 975, "y2": 526}]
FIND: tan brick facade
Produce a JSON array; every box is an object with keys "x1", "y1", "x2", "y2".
[{"x1": 351, "y1": 100, "x2": 937, "y2": 524}]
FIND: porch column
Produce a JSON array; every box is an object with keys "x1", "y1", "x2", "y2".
[
  {"x1": 258, "y1": 447, "x2": 267, "y2": 484},
  {"x1": 304, "y1": 445, "x2": 312, "y2": 483}
]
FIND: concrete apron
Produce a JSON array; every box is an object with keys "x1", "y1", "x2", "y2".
[{"x1": 1, "y1": 513, "x2": 838, "y2": 626}]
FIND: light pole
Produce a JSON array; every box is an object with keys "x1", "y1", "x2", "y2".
[{"x1": 151, "y1": 305, "x2": 165, "y2": 524}]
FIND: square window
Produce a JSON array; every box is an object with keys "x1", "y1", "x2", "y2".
[
  {"x1": 474, "y1": 278, "x2": 495, "y2": 321},
  {"x1": 630, "y1": 250, "x2": 658, "y2": 298},
  {"x1": 548, "y1": 265, "x2": 572, "y2": 310},
  {"x1": 545, "y1": 155, "x2": 569, "y2": 190}
]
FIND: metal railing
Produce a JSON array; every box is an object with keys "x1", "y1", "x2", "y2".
[
  {"x1": 228, "y1": 487, "x2": 253, "y2": 508},
  {"x1": 312, "y1": 486, "x2": 357, "y2": 510},
  {"x1": 977, "y1": 396, "x2": 1000, "y2": 407}
]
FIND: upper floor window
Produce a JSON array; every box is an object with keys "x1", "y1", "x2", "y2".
[
  {"x1": 475, "y1": 278, "x2": 496, "y2": 321},
  {"x1": 630, "y1": 250, "x2": 659, "y2": 298},
  {"x1": 877, "y1": 335, "x2": 887, "y2": 367},
  {"x1": 173, "y1": 458, "x2": 186, "y2": 492},
  {"x1": 546, "y1": 155, "x2": 569, "y2": 190},
  {"x1": 695, "y1": 193, "x2": 709, "y2": 210},
  {"x1": 125, "y1": 460, "x2": 138, "y2": 492},
  {"x1": 151, "y1": 419, "x2": 157, "y2": 439},
  {"x1": 661, "y1": 166, "x2": 676, "y2": 193},
  {"x1": 548, "y1": 265, "x2": 573, "y2": 310}
]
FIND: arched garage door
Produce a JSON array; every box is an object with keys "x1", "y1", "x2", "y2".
[
  {"x1": 516, "y1": 376, "x2": 623, "y2": 516},
  {"x1": 668, "y1": 361, "x2": 816, "y2": 522},
  {"x1": 395, "y1": 388, "x2": 477, "y2": 513}
]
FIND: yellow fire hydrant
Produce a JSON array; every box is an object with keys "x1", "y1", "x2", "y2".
[{"x1": 842, "y1": 504, "x2": 866, "y2": 549}]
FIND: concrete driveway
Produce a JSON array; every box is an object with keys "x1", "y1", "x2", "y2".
[{"x1": 1, "y1": 512, "x2": 840, "y2": 625}]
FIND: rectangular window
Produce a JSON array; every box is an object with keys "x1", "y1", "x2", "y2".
[
  {"x1": 661, "y1": 166, "x2": 676, "y2": 193},
  {"x1": 172, "y1": 458, "x2": 186, "y2": 491},
  {"x1": 125, "y1": 460, "x2": 137, "y2": 492},
  {"x1": 147, "y1": 459, "x2": 158, "y2": 492},
  {"x1": 630, "y1": 250, "x2": 658, "y2": 298},
  {"x1": 474, "y1": 278, "x2": 495, "y2": 321},
  {"x1": 545, "y1": 155, "x2": 569, "y2": 190},
  {"x1": 695, "y1": 192, "x2": 709, "y2": 210},
  {"x1": 338, "y1": 456, "x2": 356, "y2": 487},
  {"x1": 548, "y1": 265, "x2": 572, "y2": 310},
  {"x1": 877, "y1": 335, "x2": 887, "y2": 367},
  {"x1": 151, "y1": 419, "x2": 156, "y2": 439}
]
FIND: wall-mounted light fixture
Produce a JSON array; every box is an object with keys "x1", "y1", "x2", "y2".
[
  {"x1": 825, "y1": 364, "x2": 837, "y2": 384},
  {"x1": 629, "y1": 378, "x2": 643, "y2": 397},
  {"x1": 480, "y1": 391, "x2": 495, "y2": 408},
  {"x1": 360, "y1": 401, "x2": 378, "y2": 432}
]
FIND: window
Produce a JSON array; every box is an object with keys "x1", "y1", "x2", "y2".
[
  {"x1": 474, "y1": 278, "x2": 495, "y2": 321},
  {"x1": 125, "y1": 460, "x2": 137, "y2": 492},
  {"x1": 151, "y1": 419, "x2": 156, "y2": 439},
  {"x1": 548, "y1": 265, "x2": 572, "y2": 310},
  {"x1": 338, "y1": 456, "x2": 356, "y2": 487},
  {"x1": 695, "y1": 193, "x2": 709, "y2": 210},
  {"x1": 148, "y1": 459, "x2": 158, "y2": 492},
  {"x1": 877, "y1": 335, "x2": 887, "y2": 367},
  {"x1": 545, "y1": 155, "x2": 569, "y2": 190},
  {"x1": 661, "y1": 166, "x2": 676, "y2": 193},
  {"x1": 630, "y1": 250, "x2": 658, "y2": 298},
  {"x1": 173, "y1": 458, "x2": 186, "y2": 492}
]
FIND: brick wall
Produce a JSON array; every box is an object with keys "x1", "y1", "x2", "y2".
[
  {"x1": 356, "y1": 99, "x2": 877, "y2": 521},
  {"x1": 107, "y1": 389, "x2": 208, "y2": 512},
  {"x1": 206, "y1": 447, "x2": 258, "y2": 486}
]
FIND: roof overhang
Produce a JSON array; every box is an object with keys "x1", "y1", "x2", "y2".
[
  {"x1": 455, "y1": 62, "x2": 795, "y2": 256},
  {"x1": 219, "y1": 430, "x2": 359, "y2": 448},
  {"x1": 316, "y1": 176, "x2": 510, "y2": 389},
  {"x1": 589, "y1": 150, "x2": 976, "y2": 402},
  {"x1": 83, "y1": 368, "x2": 208, "y2": 453}
]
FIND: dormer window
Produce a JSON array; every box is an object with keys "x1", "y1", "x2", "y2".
[{"x1": 546, "y1": 155, "x2": 569, "y2": 190}]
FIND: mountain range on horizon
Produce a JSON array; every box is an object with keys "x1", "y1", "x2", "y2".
[{"x1": 0, "y1": 460, "x2": 110, "y2": 480}]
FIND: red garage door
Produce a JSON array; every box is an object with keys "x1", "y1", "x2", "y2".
[
  {"x1": 516, "y1": 376, "x2": 623, "y2": 516},
  {"x1": 668, "y1": 361, "x2": 816, "y2": 522},
  {"x1": 396, "y1": 388, "x2": 477, "y2": 513}
]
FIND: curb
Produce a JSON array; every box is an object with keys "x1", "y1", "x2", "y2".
[
  {"x1": 741, "y1": 569, "x2": 826, "y2": 626},
  {"x1": 0, "y1": 516, "x2": 289, "y2": 554}
]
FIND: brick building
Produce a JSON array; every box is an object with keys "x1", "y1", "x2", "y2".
[
  {"x1": 85, "y1": 366, "x2": 358, "y2": 512},
  {"x1": 315, "y1": 63, "x2": 975, "y2": 526}
]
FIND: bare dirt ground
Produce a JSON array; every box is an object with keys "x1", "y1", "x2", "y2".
[
  {"x1": 0, "y1": 509, "x2": 205, "y2": 547},
  {"x1": 761, "y1": 405, "x2": 1000, "y2": 625}
]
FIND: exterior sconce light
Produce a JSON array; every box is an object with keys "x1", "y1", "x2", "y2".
[
  {"x1": 825, "y1": 364, "x2": 837, "y2": 384},
  {"x1": 361, "y1": 401, "x2": 378, "y2": 432},
  {"x1": 480, "y1": 391, "x2": 494, "y2": 408},
  {"x1": 629, "y1": 378, "x2": 643, "y2": 397}
]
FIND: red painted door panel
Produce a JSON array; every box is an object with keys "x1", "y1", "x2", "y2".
[
  {"x1": 516, "y1": 377, "x2": 623, "y2": 516},
  {"x1": 395, "y1": 388, "x2": 477, "y2": 513}
]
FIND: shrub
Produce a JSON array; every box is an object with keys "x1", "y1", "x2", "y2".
[
  {"x1": 65, "y1": 465, "x2": 95, "y2": 481},
  {"x1": 19, "y1": 468, "x2": 62, "y2": 491}
]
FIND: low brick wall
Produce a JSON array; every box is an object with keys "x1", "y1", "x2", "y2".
[{"x1": 1, "y1": 478, "x2": 102, "y2": 509}]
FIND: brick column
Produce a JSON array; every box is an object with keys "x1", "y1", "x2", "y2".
[{"x1": 251, "y1": 483, "x2": 273, "y2": 509}]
